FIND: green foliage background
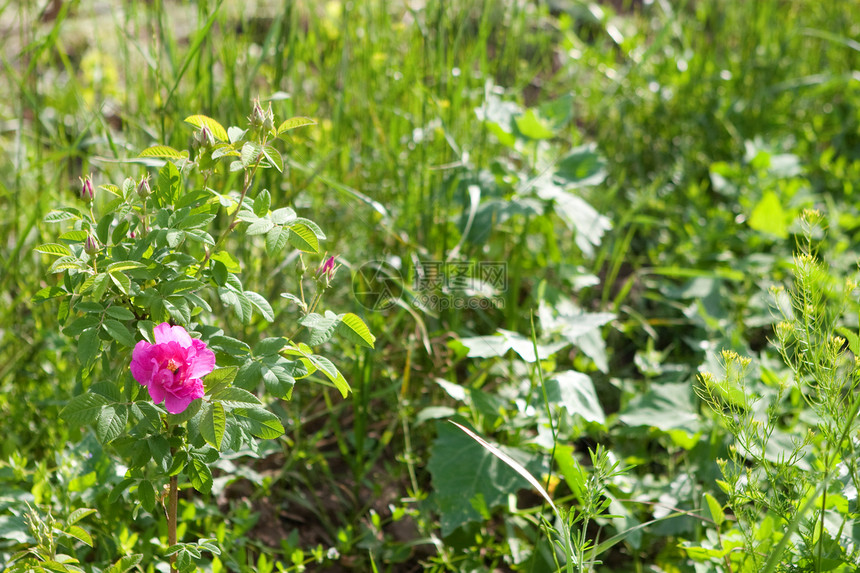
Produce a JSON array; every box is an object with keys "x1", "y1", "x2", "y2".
[{"x1": 2, "y1": 0, "x2": 860, "y2": 571}]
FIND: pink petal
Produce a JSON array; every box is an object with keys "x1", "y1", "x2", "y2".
[
  {"x1": 164, "y1": 393, "x2": 195, "y2": 414},
  {"x1": 153, "y1": 322, "x2": 193, "y2": 348},
  {"x1": 186, "y1": 339, "x2": 216, "y2": 379},
  {"x1": 130, "y1": 341, "x2": 156, "y2": 385},
  {"x1": 148, "y1": 379, "x2": 165, "y2": 404}
]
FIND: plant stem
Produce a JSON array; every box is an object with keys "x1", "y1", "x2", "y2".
[{"x1": 168, "y1": 474, "x2": 178, "y2": 573}]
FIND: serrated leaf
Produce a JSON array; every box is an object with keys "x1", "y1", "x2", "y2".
[
  {"x1": 138, "y1": 145, "x2": 186, "y2": 158},
  {"x1": 59, "y1": 230, "x2": 90, "y2": 242},
  {"x1": 184, "y1": 115, "x2": 228, "y2": 142},
  {"x1": 203, "y1": 366, "x2": 238, "y2": 394},
  {"x1": 240, "y1": 142, "x2": 262, "y2": 168},
  {"x1": 67, "y1": 509, "x2": 97, "y2": 527},
  {"x1": 186, "y1": 458, "x2": 213, "y2": 494},
  {"x1": 61, "y1": 393, "x2": 109, "y2": 425},
  {"x1": 96, "y1": 404, "x2": 128, "y2": 443},
  {"x1": 104, "y1": 306, "x2": 136, "y2": 321},
  {"x1": 35, "y1": 243, "x2": 72, "y2": 256},
  {"x1": 201, "y1": 402, "x2": 226, "y2": 450},
  {"x1": 212, "y1": 387, "x2": 261, "y2": 408},
  {"x1": 32, "y1": 286, "x2": 68, "y2": 303},
  {"x1": 106, "y1": 554, "x2": 144, "y2": 573},
  {"x1": 157, "y1": 160, "x2": 181, "y2": 206},
  {"x1": 50, "y1": 256, "x2": 86, "y2": 273},
  {"x1": 44, "y1": 210, "x2": 81, "y2": 223},
  {"x1": 288, "y1": 223, "x2": 320, "y2": 253},
  {"x1": 704, "y1": 492, "x2": 725, "y2": 526},
  {"x1": 244, "y1": 289, "x2": 274, "y2": 322},
  {"x1": 265, "y1": 226, "x2": 290, "y2": 257},
  {"x1": 107, "y1": 261, "x2": 146, "y2": 273},
  {"x1": 233, "y1": 407, "x2": 284, "y2": 439},
  {"x1": 253, "y1": 189, "x2": 271, "y2": 216},
  {"x1": 310, "y1": 355, "x2": 350, "y2": 397},
  {"x1": 103, "y1": 319, "x2": 137, "y2": 348},
  {"x1": 78, "y1": 328, "x2": 101, "y2": 368},
  {"x1": 337, "y1": 313, "x2": 375, "y2": 348},
  {"x1": 246, "y1": 218, "x2": 274, "y2": 236},
  {"x1": 277, "y1": 116, "x2": 316, "y2": 134},
  {"x1": 262, "y1": 146, "x2": 283, "y2": 172},
  {"x1": 227, "y1": 126, "x2": 246, "y2": 144},
  {"x1": 110, "y1": 271, "x2": 131, "y2": 295},
  {"x1": 64, "y1": 524, "x2": 93, "y2": 547},
  {"x1": 137, "y1": 480, "x2": 156, "y2": 512}
]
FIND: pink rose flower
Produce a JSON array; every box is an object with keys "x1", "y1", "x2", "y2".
[{"x1": 130, "y1": 323, "x2": 216, "y2": 414}]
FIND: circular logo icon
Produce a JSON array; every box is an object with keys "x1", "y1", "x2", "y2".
[{"x1": 352, "y1": 260, "x2": 403, "y2": 311}]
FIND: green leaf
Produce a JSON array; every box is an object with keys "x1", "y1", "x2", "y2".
[
  {"x1": 139, "y1": 145, "x2": 187, "y2": 158},
  {"x1": 270, "y1": 207, "x2": 296, "y2": 225},
  {"x1": 211, "y1": 250, "x2": 241, "y2": 273},
  {"x1": 310, "y1": 355, "x2": 350, "y2": 397},
  {"x1": 240, "y1": 141, "x2": 262, "y2": 167},
  {"x1": 78, "y1": 328, "x2": 101, "y2": 368},
  {"x1": 35, "y1": 243, "x2": 72, "y2": 256},
  {"x1": 299, "y1": 312, "x2": 339, "y2": 345},
  {"x1": 246, "y1": 217, "x2": 274, "y2": 236},
  {"x1": 106, "y1": 554, "x2": 144, "y2": 573},
  {"x1": 749, "y1": 190, "x2": 788, "y2": 239},
  {"x1": 253, "y1": 189, "x2": 271, "y2": 216},
  {"x1": 336, "y1": 313, "x2": 376, "y2": 348},
  {"x1": 32, "y1": 286, "x2": 68, "y2": 303},
  {"x1": 544, "y1": 371, "x2": 605, "y2": 425},
  {"x1": 253, "y1": 337, "x2": 286, "y2": 356},
  {"x1": 157, "y1": 160, "x2": 181, "y2": 206},
  {"x1": 618, "y1": 382, "x2": 700, "y2": 432},
  {"x1": 103, "y1": 319, "x2": 137, "y2": 348},
  {"x1": 184, "y1": 115, "x2": 228, "y2": 142},
  {"x1": 110, "y1": 270, "x2": 131, "y2": 295},
  {"x1": 203, "y1": 366, "x2": 238, "y2": 395},
  {"x1": 428, "y1": 421, "x2": 548, "y2": 536},
  {"x1": 514, "y1": 108, "x2": 555, "y2": 139},
  {"x1": 104, "y1": 306, "x2": 136, "y2": 321},
  {"x1": 50, "y1": 256, "x2": 86, "y2": 273},
  {"x1": 200, "y1": 402, "x2": 226, "y2": 450},
  {"x1": 233, "y1": 407, "x2": 284, "y2": 439},
  {"x1": 59, "y1": 230, "x2": 90, "y2": 242},
  {"x1": 262, "y1": 145, "x2": 283, "y2": 172},
  {"x1": 244, "y1": 289, "x2": 274, "y2": 322},
  {"x1": 107, "y1": 261, "x2": 146, "y2": 273},
  {"x1": 186, "y1": 458, "x2": 213, "y2": 494},
  {"x1": 265, "y1": 226, "x2": 290, "y2": 256},
  {"x1": 277, "y1": 116, "x2": 316, "y2": 134},
  {"x1": 212, "y1": 387, "x2": 261, "y2": 408},
  {"x1": 96, "y1": 404, "x2": 128, "y2": 443},
  {"x1": 67, "y1": 508, "x2": 97, "y2": 526},
  {"x1": 288, "y1": 223, "x2": 320, "y2": 253},
  {"x1": 64, "y1": 524, "x2": 93, "y2": 547},
  {"x1": 704, "y1": 492, "x2": 725, "y2": 527},
  {"x1": 44, "y1": 209, "x2": 81, "y2": 223},
  {"x1": 137, "y1": 480, "x2": 156, "y2": 512},
  {"x1": 61, "y1": 393, "x2": 109, "y2": 425}
]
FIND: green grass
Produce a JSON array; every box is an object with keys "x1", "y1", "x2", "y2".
[{"x1": 3, "y1": 0, "x2": 860, "y2": 570}]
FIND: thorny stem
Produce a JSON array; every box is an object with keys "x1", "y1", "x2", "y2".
[{"x1": 168, "y1": 475, "x2": 178, "y2": 573}]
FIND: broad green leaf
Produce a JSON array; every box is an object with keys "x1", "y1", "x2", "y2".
[
  {"x1": 186, "y1": 457, "x2": 214, "y2": 494},
  {"x1": 32, "y1": 286, "x2": 68, "y2": 303},
  {"x1": 544, "y1": 371, "x2": 605, "y2": 425},
  {"x1": 749, "y1": 190, "x2": 788, "y2": 238},
  {"x1": 107, "y1": 261, "x2": 146, "y2": 273},
  {"x1": 96, "y1": 404, "x2": 128, "y2": 443},
  {"x1": 288, "y1": 223, "x2": 320, "y2": 253},
  {"x1": 240, "y1": 141, "x2": 262, "y2": 167},
  {"x1": 157, "y1": 160, "x2": 181, "y2": 206},
  {"x1": 253, "y1": 189, "x2": 271, "y2": 216},
  {"x1": 618, "y1": 382, "x2": 700, "y2": 432},
  {"x1": 262, "y1": 145, "x2": 284, "y2": 172},
  {"x1": 201, "y1": 402, "x2": 226, "y2": 450},
  {"x1": 428, "y1": 421, "x2": 548, "y2": 536},
  {"x1": 233, "y1": 407, "x2": 284, "y2": 439},
  {"x1": 103, "y1": 319, "x2": 137, "y2": 348},
  {"x1": 50, "y1": 256, "x2": 86, "y2": 273},
  {"x1": 44, "y1": 209, "x2": 81, "y2": 223},
  {"x1": 59, "y1": 230, "x2": 90, "y2": 242},
  {"x1": 64, "y1": 525, "x2": 93, "y2": 547},
  {"x1": 336, "y1": 313, "x2": 375, "y2": 348},
  {"x1": 514, "y1": 108, "x2": 555, "y2": 139},
  {"x1": 106, "y1": 554, "x2": 144, "y2": 573},
  {"x1": 78, "y1": 328, "x2": 101, "y2": 368},
  {"x1": 60, "y1": 393, "x2": 109, "y2": 425},
  {"x1": 704, "y1": 492, "x2": 725, "y2": 527},
  {"x1": 270, "y1": 207, "x2": 296, "y2": 225},
  {"x1": 211, "y1": 250, "x2": 240, "y2": 272},
  {"x1": 138, "y1": 145, "x2": 187, "y2": 159},
  {"x1": 137, "y1": 480, "x2": 156, "y2": 512},
  {"x1": 244, "y1": 289, "x2": 274, "y2": 321},
  {"x1": 184, "y1": 115, "x2": 228, "y2": 142},
  {"x1": 110, "y1": 270, "x2": 131, "y2": 295},
  {"x1": 203, "y1": 366, "x2": 238, "y2": 394},
  {"x1": 310, "y1": 355, "x2": 350, "y2": 397},
  {"x1": 265, "y1": 226, "x2": 290, "y2": 256},
  {"x1": 246, "y1": 217, "x2": 274, "y2": 236},
  {"x1": 35, "y1": 243, "x2": 72, "y2": 256},
  {"x1": 104, "y1": 306, "x2": 136, "y2": 321},
  {"x1": 212, "y1": 387, "x2": 261, "y2": 408},
  {"x1": 277, "y1": 116, "x2": 316, "y2": 134},
  {"x1": 67, "y1": 508, "x2": 97, "y2": 526}
]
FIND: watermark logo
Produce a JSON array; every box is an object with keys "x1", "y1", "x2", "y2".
[{"x1": 352, "y1": 260, "x2": 507, "y2": 311}]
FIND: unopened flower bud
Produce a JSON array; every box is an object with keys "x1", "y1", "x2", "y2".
[
  {"x1": 262, "y1": 102, "x2": 275, "y2": 132},
  {"x1": 249, "y1": 99, "x2": 266, "y2": 129},
  {"x1": 137, "y1": 175, "x2": 151, "y2": 199},
  {"x1": 194, "y1": 125, "x2": 216, "y2": 149},
  {"x1": 80, "y1": 175, "x2": 94, "y2": 203},
  {"x1": 315, "y1": 255, "x2": 338, "y2": 286},
  {"x1": 85, "y1": 234, "x2": 99, "y2": 256}
]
